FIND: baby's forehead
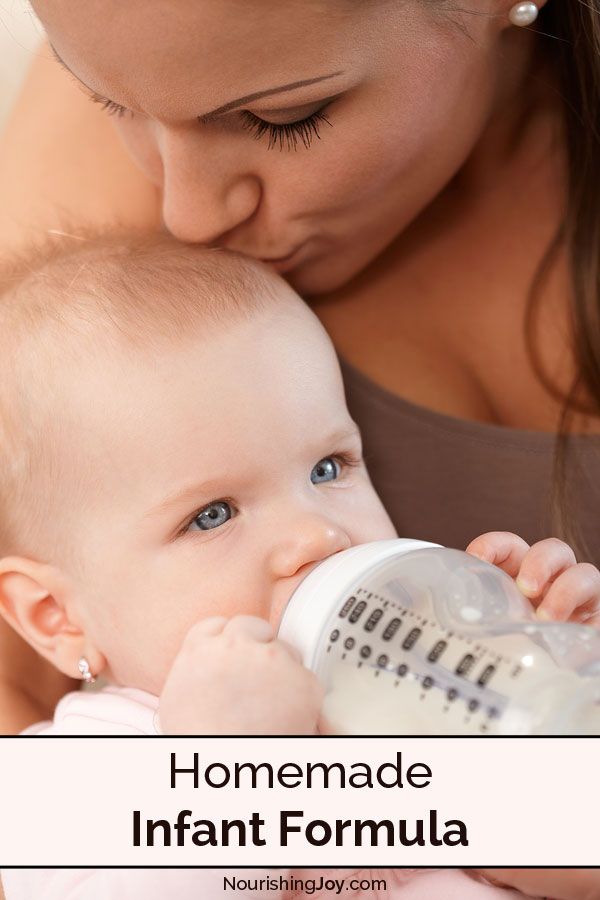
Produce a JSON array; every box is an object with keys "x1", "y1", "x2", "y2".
[
  {"x1": 43, "y1": 275, "x2": 337, "y2": 453},
  {"x1": 40, "y1": 302, "x2": 347, "y2": 540}
]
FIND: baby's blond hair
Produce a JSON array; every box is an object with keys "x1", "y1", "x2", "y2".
[{"x1": 0, "y1": 231, "x2": 284, "y2": 560}]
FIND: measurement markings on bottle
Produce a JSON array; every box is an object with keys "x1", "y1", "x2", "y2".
[
  {"x1": 402, "y1": 627, "x2": 422, "y2": 651},
  {"x1": 338, "y1": 596, "x2": 356, "y2": 618},
  {"x1": 427, "y1": 640, "x2": 447, "y2": 663},
  {"x1": 348, "y1": 601, "x2": 367, "y2": 624},
  {"x1": 329, "y1": 593, "x2": 520, "y2": 731},
  {"x1": 382, "y1": 618, "x2": 402, "y2": 641},
  {"x1": 455, "y1": 653, "x2": 476, "y2": 677},
  {"x1": 364, "y1": 609, "x2": 384, "y2": 632},
  {"x1": 477, "y1": 664, "x2": 496, "y2": 687}
]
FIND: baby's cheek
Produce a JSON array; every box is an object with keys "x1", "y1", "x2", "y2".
[
  {"x1": 350, "y1": 488, "x2": 398, "y2": 545},
  {"x1": 113, "y1": 635, "x2": 175, "y2": 696},
  {"x1": 105, "y1": 553, "x2": 269, "y2": 693}
]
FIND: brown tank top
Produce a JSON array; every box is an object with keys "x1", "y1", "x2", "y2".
[{"x1": 341, "y1": 359, "x2": 600, "y2": 565}]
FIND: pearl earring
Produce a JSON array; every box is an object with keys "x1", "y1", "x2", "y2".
[
  {"x1": 509, "y1": 2, "x2": 539, "y2": 26},
  {"x1": 78, "y1": 657, "x2": 96, "y2": 684}
]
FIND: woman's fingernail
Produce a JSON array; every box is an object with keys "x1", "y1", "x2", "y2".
[
  {"x1": 536, "y1": 607, "x2": 554, "y2": 622},
  {"x1": 517, "y1": 576, "x2": 538, "y2": 596}
]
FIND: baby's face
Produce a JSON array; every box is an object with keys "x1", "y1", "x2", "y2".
[{"x1": 64, "y1": 300, "x2": 396, "y2": 694}]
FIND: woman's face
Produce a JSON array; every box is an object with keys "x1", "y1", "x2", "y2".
[{"x1": 32, "y1": 0, "x2": 514, "y2": 294}]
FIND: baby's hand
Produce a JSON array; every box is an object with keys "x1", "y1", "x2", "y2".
[
  {"x1": 159, "y1": 615, "x2": 324, "y2": 735},
  {"x1": 466, "y1": 532, "x2": 600, "y2": 626}
]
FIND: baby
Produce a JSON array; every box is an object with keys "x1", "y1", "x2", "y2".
[{"x1": 0, "y1": 233, "x2": 590, "y2": 898}]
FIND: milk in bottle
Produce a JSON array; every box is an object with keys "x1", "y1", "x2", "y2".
[{"x1": 278, "y1": 540, "x2": 600, "y2": 735}]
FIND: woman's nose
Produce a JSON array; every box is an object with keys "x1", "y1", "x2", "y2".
[
  {"x1": 158, "y1": 127, "x2": 262, "y2": 245},
  {"x1": 269, "y1": 515, "x2": 352, "y2": 579}
]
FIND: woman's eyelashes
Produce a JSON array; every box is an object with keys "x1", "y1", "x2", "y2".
[
  {"x1": 88, "y1": 93, "x2": 129, "y2": 118},
  {"x1": 86, "y1": 90, "x2": 334, "y2": 151},
  {"x1": 240, "y1": 108, "x2": 332, "y2": 151}
]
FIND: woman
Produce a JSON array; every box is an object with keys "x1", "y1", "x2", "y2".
[{"x1": 0, "y1": 1, "x2": 598, "y2": 715}]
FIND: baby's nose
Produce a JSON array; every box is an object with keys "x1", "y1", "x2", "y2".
[{"x1": 269, "y1": 516, "x2": 352, "y2": 580}]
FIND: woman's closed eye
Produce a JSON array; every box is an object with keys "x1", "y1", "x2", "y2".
[
  {"x1": 240, "y1": 107, "x2": 332, "y2": 151},
  {"x1": 87, "y1": 92, "x2": 129, "y2": 118},
  {"x1": 86, "y1": 87, "x2": 333, "y2": 151}
]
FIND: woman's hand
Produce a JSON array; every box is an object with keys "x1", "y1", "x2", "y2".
[
  {"x1": 158, "y1": 615, "x2": 323, "y2": 735},
  {"x1": 478, "y1": 868, "x2": 600, "y2": 899},
  {"x1": 466, "y1": 532, "x2": 600, "y2": 626}
]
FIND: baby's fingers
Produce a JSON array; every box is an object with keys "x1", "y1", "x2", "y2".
[
  {"x1": 224, "y1": 617, "x2": 302, "y2": 662},
  {"x1": 536, "y1": 563, "x2": 600, "y2": 625},
  {"x1": 223, "y1": 615, "x2": 274, "y2": 642},
  {"x1": 466, "y1": 532, "x2": 530, "y2": 577},
  {"x1": 185, "y1": 616, "x2": 228, "y2": 641},
  {"x1": 515, "y1": 538, "x2": 576, "y2": 602}
]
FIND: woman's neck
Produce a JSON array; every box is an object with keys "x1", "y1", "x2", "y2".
[{"x1": 457, "y1": 28, "x2": 563, "y2": 194}]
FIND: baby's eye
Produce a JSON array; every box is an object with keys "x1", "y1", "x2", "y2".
[
  {"x1": 310, "y1": 457, "x2": 341, "y2": 484},
  {"x1": 190, "y1": 500, "x2": 233, "y2": 531}
]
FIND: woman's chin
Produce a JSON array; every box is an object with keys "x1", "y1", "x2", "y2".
[
  {"x1": 286, "y1": 253, "x2": 363, "y2": 297},
  {"x1": 287, "y1": 238, "x2": 393, "y2": 298}
]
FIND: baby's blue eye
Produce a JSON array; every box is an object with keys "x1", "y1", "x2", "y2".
[
  {"x1": 310, "y1": 457, "x2": 340, "y2": 484},
  {"x1": 192, "y1": 501, "x2": 233, "y2": 531}
]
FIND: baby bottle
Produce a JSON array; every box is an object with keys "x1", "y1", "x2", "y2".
[{"x1": 278, "y1": 539, "x2": 600, "y2": 735}]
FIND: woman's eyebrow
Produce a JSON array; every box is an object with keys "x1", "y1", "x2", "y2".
[
  {"x1": 196, "y1": 72, "x2": 345, "y2": 123},
  {"x1": 49, "y1": 46, "x2": 343, "y2": 122}
]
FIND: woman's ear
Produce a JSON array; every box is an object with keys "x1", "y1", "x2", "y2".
[{"x1": 0, "y1": 557, "x2": 105, "y2": 680}]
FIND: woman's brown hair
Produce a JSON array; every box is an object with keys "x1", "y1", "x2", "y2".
[{"x1": 528, "y1": 1, "x2": 600, "y2": 556}]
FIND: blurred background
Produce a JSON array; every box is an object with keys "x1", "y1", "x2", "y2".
[{"x1": 0, "y1": 1, "x2": 43, "y2": 129}]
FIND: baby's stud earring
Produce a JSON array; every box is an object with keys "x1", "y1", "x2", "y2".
[
  {"x1": 78, "y1": 657, "x2": 96, "y2": 684},
  {"x1": 508, "y1": 2, "x2": 539, "y2": 26}
]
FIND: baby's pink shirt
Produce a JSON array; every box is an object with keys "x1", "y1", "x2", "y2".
[
  {"x1": 21, "y1": 685, "x2": 161, "y2": 734},
  {"x1": 4, "y1": 688, "x2": 525, "y2": 899}
]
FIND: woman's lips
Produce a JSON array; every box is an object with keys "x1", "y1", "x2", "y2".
[{"x1": 260, "y1": 243, "x2": 307, "y2": 274}]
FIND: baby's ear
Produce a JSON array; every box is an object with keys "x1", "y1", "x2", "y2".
[{"x1": 0, "y1": 557, "x2": 104, "y2": 680}]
